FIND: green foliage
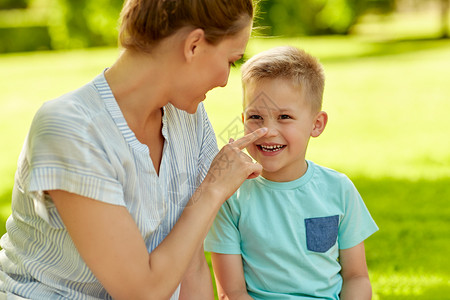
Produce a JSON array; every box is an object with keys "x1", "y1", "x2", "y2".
[
  {"x1": 0, "y1": 0, "x2": 30, "y2": 10},
  {"x1": 0, "y1": 26, "x2": 51, "y2": 52},
  {"x1": 255, "y1": 0, "x2": 395, "y2": 35},
  {"x1": 0, "y1": 0, "x2": 124, "y2": 52},
  {"x1": 51, "y1": 0, "x2": 123, "y2": 48}
]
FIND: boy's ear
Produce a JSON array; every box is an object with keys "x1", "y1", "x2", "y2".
[
  {"x1": 184, "y1": 28, "x2": 205, "y2": 63},
  {"x1": 241, "y1": 112, "x2": 244, "y2": 123},
  {"x1": 311, "y1": 111, "x2": 328, "y2": 138}
]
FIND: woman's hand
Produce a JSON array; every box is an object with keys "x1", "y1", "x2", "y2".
[{"x1": 203, "y1": 127, "x2": 267, "y2": 201}]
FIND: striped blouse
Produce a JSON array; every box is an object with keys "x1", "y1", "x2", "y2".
[{"x1": 0, "y1": 72, "x2": 218, "y2": 299}]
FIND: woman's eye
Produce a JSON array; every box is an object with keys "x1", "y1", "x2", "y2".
[
  {"x1": 279, "y1": 114, "x2": 291, "y2": 119},
  {"x1": 230, "y1": 57, "x2": 244, "y2": 68}
]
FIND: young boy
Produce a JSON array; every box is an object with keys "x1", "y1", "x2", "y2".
[{"x1": 205, "y1": 46, "x2": 378, "y2": 299}]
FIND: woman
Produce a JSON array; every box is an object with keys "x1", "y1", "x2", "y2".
[{"x1": 0, "y1": 0, "x2": 266, "y2": 299}]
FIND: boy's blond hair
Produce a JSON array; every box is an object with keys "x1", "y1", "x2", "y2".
[{"x1": 241, "y1": 46, "x2": 325, "y2": 112}]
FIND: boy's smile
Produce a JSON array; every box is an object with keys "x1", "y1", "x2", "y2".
[
  {"x1": 243, "y1": 78, "x2": 327, "y2": 182},
  {"x1": 257, "y1": 143, "x2": 286, "y2": 155}
]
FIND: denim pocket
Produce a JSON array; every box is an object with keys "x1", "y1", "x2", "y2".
[{"x1": 305, "y1": 215, "x2": 339, "y2": 253}]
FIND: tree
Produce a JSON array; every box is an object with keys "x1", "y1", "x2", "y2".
[
  {"x1": 254, "y1": 0, "x2": 395, "y2": 36},
  {"x1": 51, "y1": 0, "x2": 123, "y2": 48}
]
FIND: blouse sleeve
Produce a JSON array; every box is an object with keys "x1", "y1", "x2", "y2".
[{"x1": 25, "y1": 97, "x2": 124, "y2": 207}]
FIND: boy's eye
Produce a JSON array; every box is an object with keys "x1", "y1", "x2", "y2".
[
  {"x1": 279, "y1": 114, "x2": 291, "y2": 119},
  {"x1": 248, "y1": 115, "x2": 262, "y2": 120}
]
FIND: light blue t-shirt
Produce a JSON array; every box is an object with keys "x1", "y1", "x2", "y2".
[
  {"x1": 205, "y1": 161, "x2": 378, "y2": 300},
  {"x1": 0, "y1": 72, "x2": 218, "y2": 299}
]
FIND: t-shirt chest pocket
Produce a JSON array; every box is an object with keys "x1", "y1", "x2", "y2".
[{"x1": 304, "y1": 215, "x2": 339, "y2": 253}]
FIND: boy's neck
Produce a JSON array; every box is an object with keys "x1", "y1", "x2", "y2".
[{"x1": 260, "y1": 159, "x2": 308, "y2": 182}]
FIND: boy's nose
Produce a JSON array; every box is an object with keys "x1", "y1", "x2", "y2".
[{"x1": 265, "y1": 125, "x2": 279, "y2": 137}]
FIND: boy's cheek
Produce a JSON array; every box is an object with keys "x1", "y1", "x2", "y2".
[
  {"x1": 245, "y1": 145, "x2": 258, "y2": 160},
  {"x1": 244, "y1": 121, "x2": 260, "y2": 134}
]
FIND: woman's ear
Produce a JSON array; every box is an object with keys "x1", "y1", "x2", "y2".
[
  {"x1": 311, "y1": 111, "x2": 328, "y2": 138},
  {"x1": 183, "y1": 28, "x2": 205, "y2": 63}
]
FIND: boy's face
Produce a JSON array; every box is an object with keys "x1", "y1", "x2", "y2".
[{"x1": 242, "y1": 78, "x2": 326, "y2": 182}]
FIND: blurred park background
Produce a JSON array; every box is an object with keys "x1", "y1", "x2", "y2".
[{"x1": 0, "y1": 0, "x2": 449, "y2": 299}]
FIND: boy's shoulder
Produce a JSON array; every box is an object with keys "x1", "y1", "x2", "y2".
[
  {"x1": 309, "y1": 160, "x2": 351, "y2": 182},
  {"x1": 235, "y1": 160, "x2": 353, "y2": 191},
  {"x1": 309, "y1": 161, "x2": 362, "y2": 201},
  {"x1": 306, "y1": 161, "x2": 359, "y2": 197}
]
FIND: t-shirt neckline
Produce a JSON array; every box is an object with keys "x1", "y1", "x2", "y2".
[{"x1": 254, "y1": 160, "x2": 315, "y2": 190}]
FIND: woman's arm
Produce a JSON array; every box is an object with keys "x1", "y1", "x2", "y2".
[
  {"x1": 210, "y1": 253, "x2": 252, "y2": 300},
  {"x1": 339, "y1": 242, "x2": 372, "y2": 300},
  {"x1": 50, "y1": 190, "x2": 168, "y2": 299},
  {"x1": 50, "y1": 128, "x2": 267, "y2": 300},
  {"x1": 178, "y1": 244, "x2": 214, "y2": 299}
]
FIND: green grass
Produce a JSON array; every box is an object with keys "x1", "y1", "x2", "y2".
[{"x1": 1, "y1": 28, "x2": 450, "y2": 299}]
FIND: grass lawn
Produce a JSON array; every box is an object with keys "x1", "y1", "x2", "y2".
[{"x1": 1, "y1": 23, "x2": 449, "y2": 299}]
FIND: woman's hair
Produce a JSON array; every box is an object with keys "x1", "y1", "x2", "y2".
[
  {"x1": 119, "y1": 0, "x2": 254, "y2": 52},
  {"x1": 241, "y1": 46, "x2": 325, "y2": 112}
]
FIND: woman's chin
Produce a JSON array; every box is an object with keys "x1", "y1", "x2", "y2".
[{"x1": 169, "y1": 99, "x2": 201, "y2": 114}]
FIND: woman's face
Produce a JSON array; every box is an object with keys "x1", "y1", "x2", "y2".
[{"x1": 171, "y1": 24, "x2": 252, "y2": 114}]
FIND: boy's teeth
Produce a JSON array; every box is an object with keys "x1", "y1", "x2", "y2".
[{"x1": 260, "y1": 145, "x2": 284, "y2": 152}]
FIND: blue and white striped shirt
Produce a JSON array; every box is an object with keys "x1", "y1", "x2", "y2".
[{"x1": 0, "y1": 72, "x2": 218, "y2": 299}]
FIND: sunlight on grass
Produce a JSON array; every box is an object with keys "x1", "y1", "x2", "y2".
[
  {"x1": 354, "y1": 10, "x2": 446, "y2": 40},
  {"x1": 372, "y1": 272, "x2": 450, "y2": 299}
]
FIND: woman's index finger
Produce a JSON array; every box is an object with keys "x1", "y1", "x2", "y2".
[{"x1": 231, "y1": 128, "x2": 268, "y2": 150}]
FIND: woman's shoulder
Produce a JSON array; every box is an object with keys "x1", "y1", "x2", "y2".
[
  {"x1": 38, "y1": 81, "x2": 103, "y2": 121},
  {"x1": 29, "y1": 80, "x2": 108, "y2": 143}
]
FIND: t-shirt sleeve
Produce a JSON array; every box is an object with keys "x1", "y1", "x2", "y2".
[
  {"x1": 338, "y1": 176, "x2": 379, "y2": 249},
  {"x1": 25, "y1": 98, "x2": 124, "y2": 207},
  {"x1": 204, "y1": 194, "x2": 242, "y2": 254}
]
